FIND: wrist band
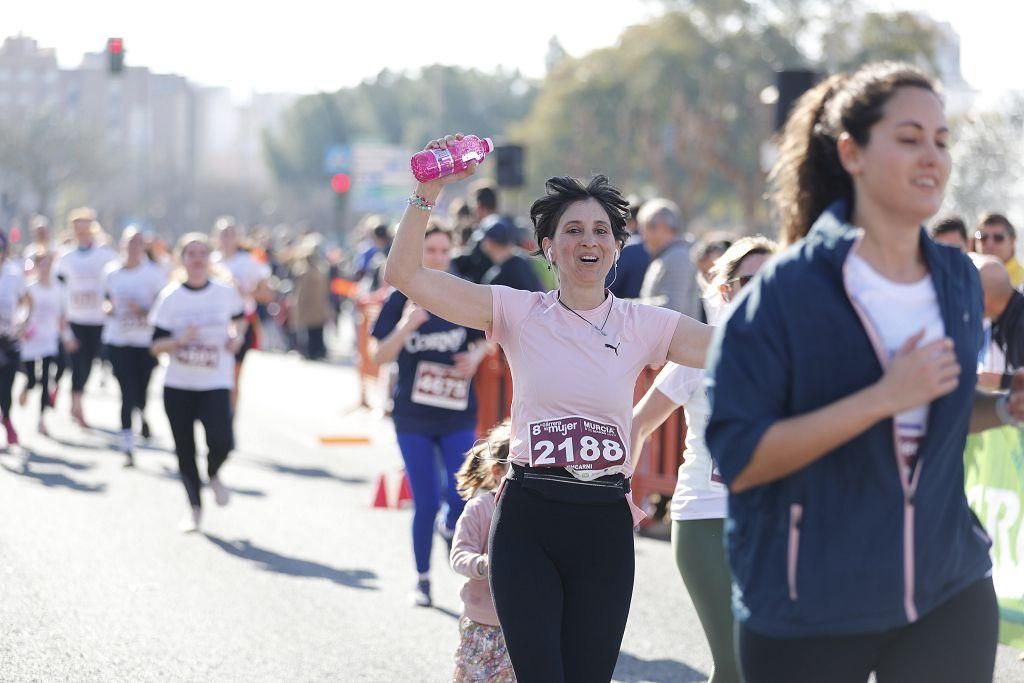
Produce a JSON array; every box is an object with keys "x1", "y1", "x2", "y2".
[
  {"x1": 408, "y1": 193, "x2": 435, "y2": 211},
  {"x1": 475, "y1": 557, "x2": 486, "y2": 577},
  {"x1": 996, "y1": 394, "x2": 1021, "y2": 427}
]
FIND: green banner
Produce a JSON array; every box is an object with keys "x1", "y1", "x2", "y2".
[{"x1": 965, "y1": 426, "x2": 1024, "y2": 649}]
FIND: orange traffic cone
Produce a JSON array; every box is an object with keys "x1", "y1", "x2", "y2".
[
  {"x1": 372, "y1": 474, "x2": 390, "y2": 509},
  {"x1": 396, "y1": 470, "x2": 414, "y2": 508}
]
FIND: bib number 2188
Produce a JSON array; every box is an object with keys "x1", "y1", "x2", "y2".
[{"x1": 528, "y1": 416, "x2": 626, "y2": 471}]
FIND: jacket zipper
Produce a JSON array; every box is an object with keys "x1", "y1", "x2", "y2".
[
  {"x1": 787, "y1": 503, "x2": 803, "y2": 600},
  {"x1": 842, "y1": 240, "x2": 920, "y2": 623}
]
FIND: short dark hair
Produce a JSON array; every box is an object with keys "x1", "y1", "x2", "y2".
[
  {"x1": 529, "y1": 175, "x2": 630, "y2": 256},
  {"x1": 979, "y1": 213, "x2": 1016, "y2": 240},
  {"x1": 424, "y1": 222, "x2": 453, "y2": 241},
  {"x1": 475, "y1": 185, "x2": 499, "y2": 213},
  {"x1": 930, "y1": 215, "x2": 967, "y2": 242},
  {"x1": 372, "y1": 224, "x2": 392, "y2": 242}
]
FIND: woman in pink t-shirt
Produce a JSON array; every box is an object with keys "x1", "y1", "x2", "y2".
[{"x1": 384, "y1": 134, "x2": 713, "y2": 682}]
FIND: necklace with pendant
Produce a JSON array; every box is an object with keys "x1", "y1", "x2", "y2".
[{"x1": 557, "y1": 291, "x2": 613, "y2": 337}]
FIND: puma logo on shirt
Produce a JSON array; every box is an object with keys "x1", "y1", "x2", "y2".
[{"x1": 604, "y1": 342, "x2": 621, "y2": 356}]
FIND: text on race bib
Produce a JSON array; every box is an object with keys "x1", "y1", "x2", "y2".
[
  {"x1": 175, "y1": 344, "x2": 219, "y2": 369},
  {"x1": 528, "y1": 416, "x2": 627, "y2": 471},
  {"x1": 411, "y1": 361, "x2": 470, "y2": 411},
  {"x1": 119, "y1": 311, "x2": 148, "y2": 330},
  {"x1": 71, "y1": 291, "x2": 100, "y2": 309}
]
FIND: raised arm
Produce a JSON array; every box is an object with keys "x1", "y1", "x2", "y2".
[{"x1": 382, "y1": 134, "x2": 493, "y2": 333}]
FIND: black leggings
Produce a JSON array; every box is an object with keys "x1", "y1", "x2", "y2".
[
  {"x1": 0, "y1": 344, "x2": 18, "y2": 420},
  {"x1": 163, "y1": 387, "x2": 234, "y2": 508},
  {"x1": 69, "y1": 323, "x2": 103, "y2": 393},
  {"x1": 21, "y1": 356, "x2": 60, "y2": 414},
  {"x1": 108, "y1": 345, "x2": 156, "y2": 430},
  {"x1": 738, "y1": 577, "x2": 998, "y2": 683},
  {"x1": 488, "y1": 475, "x2": 635, "y2": 682}
]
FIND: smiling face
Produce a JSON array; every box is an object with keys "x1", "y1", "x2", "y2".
[
  {"x1": 422, "y1": 231, "x2": 452, "y2": 272},
  {"x1": 182, "y1": 240, "x2": 210, "y2": 282},
  {"x1": 542, "y1": 198, "x2": 620, "y2": 287},
  {"x1": 840, "y1": 86, "x2": 950, "y2": 227}
]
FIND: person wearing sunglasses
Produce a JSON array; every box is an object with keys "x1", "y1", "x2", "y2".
[
  {"x1": 631, "y1": 235, "x2": 776, "y2": 683},
  {"x1": 974, "y1": 213, "x2": 1023, "y2": 287}
]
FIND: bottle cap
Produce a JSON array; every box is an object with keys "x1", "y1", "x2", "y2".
[{"x1": 483, "y1": 137, "x2": 494, "y2": 153}]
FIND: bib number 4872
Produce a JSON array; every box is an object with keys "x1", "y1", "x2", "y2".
[{"x1": 528, "y1": 416, "x2": 626, "y2": 471}]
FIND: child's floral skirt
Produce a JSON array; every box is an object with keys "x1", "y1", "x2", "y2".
[{"x1": 453, "y1": 616, "x2": 516, "y2": 682}]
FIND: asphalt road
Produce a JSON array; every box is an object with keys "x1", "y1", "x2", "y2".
[{"x1": 0, "y1": 352, "x2": 1020, "y2": 682}]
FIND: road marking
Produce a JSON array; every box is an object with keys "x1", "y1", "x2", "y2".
[{"x1": 318, "y1": 436, "x2": 371, "y2": 446}]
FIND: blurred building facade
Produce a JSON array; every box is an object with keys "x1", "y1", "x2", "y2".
[{"x1": 0, "y1": 35, "x2": 296, "y2": 235}]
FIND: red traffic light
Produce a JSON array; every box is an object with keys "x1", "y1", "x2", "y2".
[
  {"x1": 330, "y1": 173, "x2": 351, "y2": 194},
  {"x1": 107, "y1": 37, "x2": 124, "y2": 54}
]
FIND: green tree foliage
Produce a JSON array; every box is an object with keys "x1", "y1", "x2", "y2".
[
  {"x1": 515, "y1": 2, "x2": 940, "y2": 231},
  {"x1": 265, "y1": 0, "x2": 941, "y2": 232},
  {"x1": 945, "y1": 97, "x2": 1024, "y2": 225},
  {"x1": 514, "y1": 11, "x2": 802, "y2": 226},
  {"x1": 263, "y1": 67, "x2": 536, "y2": 188}
]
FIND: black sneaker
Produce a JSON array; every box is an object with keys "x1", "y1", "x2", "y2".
[
  {"x1": 140, "y1": 420, "x2": 151, "y2": 440},
  {"x1": 412, "y1": 579, "x2": 431, "y2": 607}
]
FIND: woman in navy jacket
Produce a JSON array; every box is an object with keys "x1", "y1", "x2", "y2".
[{"x1": 706, "y1": 62, "x2": 1020, "y2": 682}]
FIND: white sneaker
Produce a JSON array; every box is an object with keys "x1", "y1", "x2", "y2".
[
  {"x1": 412, "y1": 578, "x2": 432, "y2": 607},
  {"x1": 209, "y1": 476, "x2": 230, "y2": 506},
  {"x1": 179, "y1": 506, "x2": 201, "y2": 533}
]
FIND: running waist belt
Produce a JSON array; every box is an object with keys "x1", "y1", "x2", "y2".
[{"x1": 507, "y1": 463, "x2": 630, "y2": 505}]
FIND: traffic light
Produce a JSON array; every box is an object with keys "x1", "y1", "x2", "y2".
[
  {"x1": 330, "y1": 173, "x2": 351, "y2": 194},
  {"x1": 107, "y1": 37, "x2": 125, "y2": 74}
]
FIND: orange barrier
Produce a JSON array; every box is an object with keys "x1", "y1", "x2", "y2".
[
  {"x1": 354, "y1": 291, "x2": 389, "y2": 408},
  {"x1": 354, "y1": 307, "x2": 687, "y2": 518}
]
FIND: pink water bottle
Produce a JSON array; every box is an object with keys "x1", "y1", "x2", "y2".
[{"x1": 410, "y1": 135, "x2": 494, "y2": 182}]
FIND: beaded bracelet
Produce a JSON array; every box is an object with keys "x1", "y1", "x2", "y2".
[{"x1": 408, "y1": 193, "x2": 435, "y2": 211}]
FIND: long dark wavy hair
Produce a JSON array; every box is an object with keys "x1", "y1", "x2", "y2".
[{"x1": 769, "y1": 62, "x2": 941, "y2": 245}]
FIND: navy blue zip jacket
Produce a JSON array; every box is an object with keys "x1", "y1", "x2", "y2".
[{"x1": 705, "y1": 201, "x2": 993, "y2": 638}]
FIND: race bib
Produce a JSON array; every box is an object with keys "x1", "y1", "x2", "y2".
[
  {"x1": 528, "y1": 416, "x2": 627, "y2": 471},
  {"x1": 411, "y1": 361, "x2": 470, "y2": 411},
  {"x1": 120, "y1": 311, "x2": 148, "y2": 330},
  {"x1": 71, "y1": 290, "x2": 100, "y2": 309},
  {"x1": 175, "y1": 344, "x2": 219, "y2": 368}
]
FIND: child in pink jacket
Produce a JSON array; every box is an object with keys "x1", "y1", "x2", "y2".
[{"x1": 450, "y1": 421, "x2": 514, "y2": 682}]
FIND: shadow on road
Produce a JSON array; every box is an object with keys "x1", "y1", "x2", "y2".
[
  {"x1": 1, "y1": 451, "x2": 107, "y2": 494},
  {"x1": 133, "y1": 466, "x2": 267, "y2": 498},
  {"x1": 614, "y1": 651, "x2": 707, "y2": 683},
  {"x1": 253, "y1": 461, "x2": 368, "y2": 485},
  {"x1": 204, "y1": 535, "x2": 378, "y2": 590},
  {"x1": 23, "y1": 451, "x2": 95, "y2": 471},
  {"x1": 430, "y1": 605, "x2": 460, "y2": 620}
]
